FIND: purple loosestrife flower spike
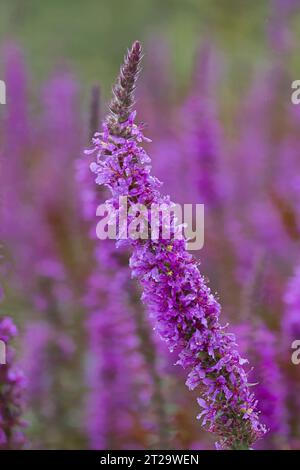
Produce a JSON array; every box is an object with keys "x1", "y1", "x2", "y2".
[
  {"x1": 87, "y1": 41, "x2": 267, "y2": 450},
  {"x1": 282, "y1": 264, "x2": 300, "y2": 441},
  {"x1": 0, "y1": 314, "x2": 27, "y2": 449}
]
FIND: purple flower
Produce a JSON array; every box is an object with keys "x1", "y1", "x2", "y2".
[
  {"x1": 87, "y1": 41, "x2": 267, "y2": 449},
  {"x1": 1, "y1": 43, "x2": 30, "y2": 248},
  {"x1": 81, "y1": 90, "x2": 170, "y2": 448},
  {"x1": 234, "y1": 323, "x2": 288, "y2": 448}
]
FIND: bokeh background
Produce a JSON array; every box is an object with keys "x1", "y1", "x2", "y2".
[{"x1": 1, "y1": 0, "x2": 300, "y2": 450}]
